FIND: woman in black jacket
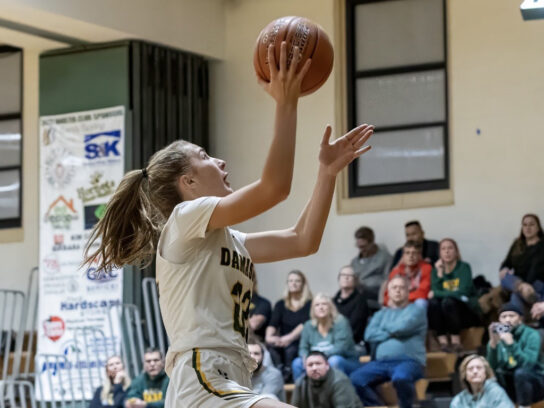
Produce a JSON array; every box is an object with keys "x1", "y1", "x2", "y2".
[{"x1": 90, "y1": 356, "x2": 130, "y2": 408}]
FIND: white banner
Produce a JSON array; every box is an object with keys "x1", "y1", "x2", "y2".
[{"x1": 38, "y1": 106, "x2": 125, "y2": 401}]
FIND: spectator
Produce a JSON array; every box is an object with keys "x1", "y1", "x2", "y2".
[
  {"x1": 350, "y1": 275, "x2": 427, "y2": 408},
  {"x1": 500, "y1": 214, "x2": 544, "y2": 314},
  {"x1": 391, "y1": 221, "x2": 439, "y2": 268},
  {"x1": 486, "y1": 302, "x2": 544, "y2": 406},
  {"x1": 266, "y1": 270, "x2": 312, "y2": 382},
  {"x1": 350, "y1": 226, "x2": 392, "y2": 310},
  {"x1": 291, "y1": 351, "x2": 362, "y2": 408},
  {"x1": 90, "y1": 355, "x2": 130, "y2": 408},
  {"x1": 451, "y1": 354, "x2": 513, "y2": 408},
  {"x1": 333, "y1": 265, "x2": 369, "y2": 345},
  {"x1": 249, "y1": 275, "x2": 272, "y2": 341},
  {"x1": 383, "y1": 241, "x2": 431, "y2": 308},
  {"x1": 125, "y1": 348, "x2": 169, "y2": 408},
  {"x1": 292, "y1": 293, "x2": 361, "y2": 380},
  {"x1": 428, "y1": 238, "x2": 481, "y2": 352},
  {"x1": 247, "y1": 338, "x2": 285, "y2": 401}
]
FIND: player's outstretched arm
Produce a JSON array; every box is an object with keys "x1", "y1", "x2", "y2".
[
  {"x1": 245, "y1": 124, "x2": 373, "y2": 263},
  {"x1": 208, "y1": 43, "x2": 311, "y2": 230}
]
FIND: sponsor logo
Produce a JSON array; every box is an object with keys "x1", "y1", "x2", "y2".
[
  {"x1": 84, "y1": 204, "x2": 107, "y2": 230},
  {"x1": 60, "y1": 299, "x2": 121, "y2": 311},
  {"x1": 85, "y1": 255, "x2": 119, "y2": 283},
  {"x1": 44, "y1": 196, "x2": 78, "y2": 230},
  {"x1": 43, "y1": 316, "x2": 65, "y2": 342},
  {"x1": 42, "y1": 254, "x2": 61, "y2": 275},
  {"x1": 44, "y1": 148, "x2": 77, "y2": 189},
  {"x1": 77, "y1": 172, "x2": 115, "y2": 203},
  {"x1": 84, "y1": 130, "x2": 121, "y2": 160}
]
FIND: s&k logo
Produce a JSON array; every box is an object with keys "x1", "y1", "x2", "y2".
[
  {"x1": 44, "y1": 196, "x2": 78, "y2": 230},
  {"x1": 84, "y1": 130, "x2": 121, "y2": 160}
]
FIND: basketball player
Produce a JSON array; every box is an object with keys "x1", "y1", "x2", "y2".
[{"x1": 84, "y1": 42, "x2": 373, "y2": 407}]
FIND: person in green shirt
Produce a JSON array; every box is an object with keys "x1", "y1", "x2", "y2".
[
  {"x1": 125, "y1": 348, "x2": 169, "y2": 408},
  {"x1": 486, "y1": 303, "x2": 544, "y2": 407},
  {"x1": 428, "y1": 238, "x2": 481, "y2": 352}
]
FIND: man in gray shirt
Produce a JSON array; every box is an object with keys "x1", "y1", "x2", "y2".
[
  {"x1": 248, "y1": 340, "x2": 285, "y2": 401},
  {"x1": 292, "y1": 351, "x2": 362, "y2": 408},
  {"x1": 350, "y1": 226, "x2": 391, "y2": 311}
]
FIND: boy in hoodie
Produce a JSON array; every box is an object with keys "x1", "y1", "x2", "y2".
[
  {"x1": 487, "y1": 303, "x2": 544, "y2": 407},
  {"x1": 125, "y1": 348, "x2": 169, "y2": 408}
]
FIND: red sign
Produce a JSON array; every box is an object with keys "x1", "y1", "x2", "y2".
[{"x1": 43, "y1": 316, "x2": 65, "y2": 342}]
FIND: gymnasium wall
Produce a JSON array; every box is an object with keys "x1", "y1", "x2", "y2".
[{"x1": 210, "y1": 0, "x2": 544, "y2": 302}]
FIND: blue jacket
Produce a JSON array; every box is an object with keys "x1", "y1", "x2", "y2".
[
  {"x1": 299, "y1": 315, "x2": 357, "y2": 359},
  {"x1": 364, "y1": 303, "x2": 427, "y2": 366}
]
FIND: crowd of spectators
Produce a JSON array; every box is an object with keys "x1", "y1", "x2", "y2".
[
  {"x1": 245, "y1": 214, "x2": 544, "y2": 407},
  {"x1": 92, "y1": 214, "x2": 544, "y2": 407}
]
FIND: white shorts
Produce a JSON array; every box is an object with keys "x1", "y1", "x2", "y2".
[{"x1": 165, "y1": 348, "x2": 268, "y2": 408}]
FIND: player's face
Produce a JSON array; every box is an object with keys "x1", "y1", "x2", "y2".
[
  {"x1": 499, "y1": 311, "x2": 522, "y2": 327},
  {"x1": 405, "y1": 225, "x2": 424, "y2": 243},
  {"x1": 287, "y1": 274, "x2": 303, "y2": 293},
  {"x1": 305, "y1": 355, "x2": 329, "y2": 380},
  {"x1": 313, "y1": 299, "x2": 330, "y2": 320},
  {"x1": 248, "y1": 344, "x2": 263, "y2": 364},
  {"x1": 440, "y1": 240, "x2": 457, "y2": 264},
  {"x1": 402, "y1": 246, "x2": 421, "y2": 267},
  {"x1": 465, "y1": 358, "x2": 486, "y2": 385},
  {"x1": 106, "y1": 356, "x2": 123, "y2": 378},
  {"x1": 186, "y1": 147, "x2": 233, "y2": 197},
  {"x1": 522, "y1": 216, "x2": 540, "y2": 241},
  {"x1": 388, "y1": 278, "x2": 408, "y2": 304},
  {"x1": 338, "y1": 267, "x2": 356, "y2": 290},
  {"x1": 143, "y1": 352, "x2": 164, "y2": 377}
]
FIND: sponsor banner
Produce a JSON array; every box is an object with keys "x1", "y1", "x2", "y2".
[{"x1": 39, "y1": 107, "x2": 125, "y2": 401}]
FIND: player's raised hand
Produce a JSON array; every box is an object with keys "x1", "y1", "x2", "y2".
[
  {"x1": 319, "y1": 124, "x2": 374, "y2": 176},
  {"x1": 258, "y1": 41, "x2": 311, "y2": 105}
]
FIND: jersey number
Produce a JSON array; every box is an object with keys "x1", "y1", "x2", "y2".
[{"x1": 231, "y1": 282, "x2": 251, "y2": 341}]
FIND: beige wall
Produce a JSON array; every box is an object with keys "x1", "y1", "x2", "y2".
[
  {"x1": 210, "y1": 0, "x2": 544, "y2": 302},
  {"x1": 0, "y1": 0, "x2": 226, "y2": 58}
]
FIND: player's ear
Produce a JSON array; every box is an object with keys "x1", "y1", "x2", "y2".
[{"x1": 178, "y1": 174, "x2": 195, "y2": 194}]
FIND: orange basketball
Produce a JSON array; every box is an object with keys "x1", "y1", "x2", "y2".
[{"x1": 253, "y1": 16, "x2": 334, "y2": 96}]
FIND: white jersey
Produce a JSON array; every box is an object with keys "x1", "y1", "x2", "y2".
[{"x1": 156, "y1": 196, "x2": 256, "y2": 376}]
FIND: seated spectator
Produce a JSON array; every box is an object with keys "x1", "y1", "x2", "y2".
[
  {"x1": 350, "y1": 226, "x2": 391, "y2": 310},
  {"x1": 292, "y1": 293, "x2": 360, "y2": 380},
  {"x1": 125, "y1": 348, "x2": 169, "y2": 408},
  {"x1": 350, "y1": 275, "x2": 427, "y2": 408},
  {"x1": 530, "y1": 300, "x2": 544, "y2": 327},
  {"x1": 500, "y1": 214, "x2": 544, "y2": 315},
  {"x1": 266, "y1": 270, "x2": 312, "y2": 382},
  {"x1": 383, "y1": 241, "x2": 431, "y2": 308},
  {"x1": 247, "y1": 337, "x2": 285, "y2": 401},
  {"x1": 291, "y1": 351, "x2": 362, "y2": 408},
  {"x1": 333, "y1": 265, "x2": 369, "y2": 347},
  {"x1": 451, "y1": 354, "x2": 513, "y2": 408},
  {"x1": 391, "y1": 220, "x2": 439, "y2": 268},
  {"x1": 486, "y1": 302, "x2": 544, "y2": 406},
  {"x1": 249, "y1": 275, "x2": 272, "y2": 341},
  {"x1": 90, "y1": 355, "x2": 130, "y2": 408},
  {"x1": 428, "y1": 238, "x2": 481, "y2": 352}
]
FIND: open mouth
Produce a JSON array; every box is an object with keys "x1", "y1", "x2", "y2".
[{"x1": 223, "y1": 173, "x2": 230, "y2": 187}]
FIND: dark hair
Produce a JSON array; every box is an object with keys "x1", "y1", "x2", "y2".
[
  {"x1": 405, "y1": 220, "x2": 422, "y2": 229},
  {"x1": 403, "y1": 240, "x2": 422, "y2": 252},
  {"x1": 247, "y1": 335, "x2": 265, "y2": 354},
  {"x1": 83, "y1": 140, "x2": 195, "y2": 271},
  {"x1": 354, "y1": 226, "x2": 375, "y2": 243},
  {"x1": 144, "y1": 347, "x2": 163, "y2": 358},
  {"x1": 306, "y1": 350, "x2": 328, "y2": 361},
  {"x1": 511, "y1": 214, "x2": 544, "y2": 256}
]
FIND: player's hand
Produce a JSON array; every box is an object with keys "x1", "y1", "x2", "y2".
[
  {"x1": 318, "y1": 124, "x2": 373, "y2": 177},
  {"x1": 258, "y1": 42, "x2": 311, "y2": 106}
]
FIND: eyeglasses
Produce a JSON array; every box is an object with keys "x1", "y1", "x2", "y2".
[{"x1": 339, "y1": 273, "x2": 355, "y2": 278}]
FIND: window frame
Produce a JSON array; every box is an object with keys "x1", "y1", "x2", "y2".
[
  {"x1": 345, "y1": 0, "x2": 450, "y2": 197},
  {"x1": 0, "y1": 45, "x2": 23, "y2": 229}
]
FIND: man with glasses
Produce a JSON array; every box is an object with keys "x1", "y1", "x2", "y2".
[{"x1": 125, "y1": 348, "x2": 169, "y2": 408}]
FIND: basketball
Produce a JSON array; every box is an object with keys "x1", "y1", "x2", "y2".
[{"x1": 253, "y1": 16, "x2": 334, "y2": 96}]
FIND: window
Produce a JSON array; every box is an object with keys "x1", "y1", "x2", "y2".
[
  {"x1": 0, "y1": 46, "x2": 22, "y2": 228},
  {"x1": 346, "y1": 0, "x2": 448, "y2": 197}
]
